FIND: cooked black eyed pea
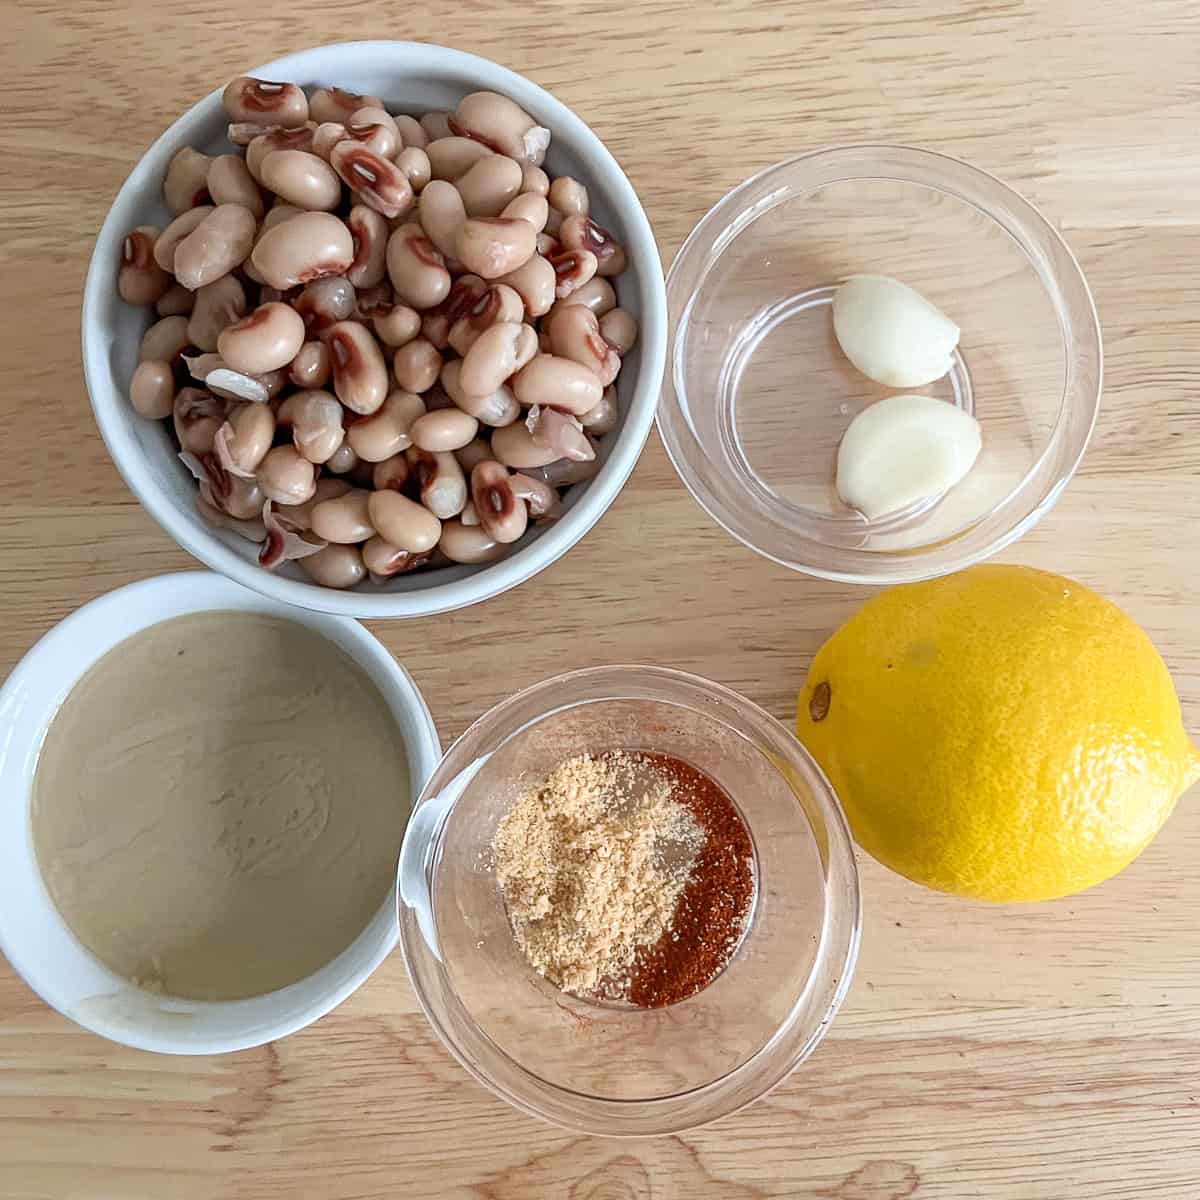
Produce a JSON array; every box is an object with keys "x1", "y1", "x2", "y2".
[
  {"x1": 173, "y1": 204, "x2": 257, "y2": 290},
  {"x1": 130, "y1": 360, "x2": 176, "y2": 420},
  {"x1": 218, "y1": 302, "x2": 306, "y2": 375},
  {"x1": 119, "y1": 225, "x2": 172, "y2": 305},
  {"x1": 223, "y1": 77, "x2": 310, "y2": 128}
]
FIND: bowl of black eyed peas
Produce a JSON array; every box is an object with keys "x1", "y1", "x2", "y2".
[{"x1": 82, "y1": 41, "x2": 667, "y2": 617}]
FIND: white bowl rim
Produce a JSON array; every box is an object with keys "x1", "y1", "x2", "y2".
[
  {"x1": 0, "y1": 570, "x2": 441, "y2": 1053},
  {"x1": 81, "y1": 41, "x2": 667, "y2": 618}
]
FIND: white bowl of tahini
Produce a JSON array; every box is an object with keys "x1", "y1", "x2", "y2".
[{"x1": 0, "y1": 571, "x2": 439, "y2": 1054}]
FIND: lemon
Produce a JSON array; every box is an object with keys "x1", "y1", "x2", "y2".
[{"x1": 795, "y1": 564, "x2": 1199, "y2": 901}]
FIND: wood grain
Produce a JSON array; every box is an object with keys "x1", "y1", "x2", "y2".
[{"x1": 2, "y1": 2, "x2": 1199, "y2": 1197}]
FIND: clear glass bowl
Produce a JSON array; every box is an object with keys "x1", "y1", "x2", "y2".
[
  {"x1": 657, "y1": 145, "x2": 1103, "y2": 583},
  {"x1": 396, "y1": 666, "x2": 860, "y2": 1135}
]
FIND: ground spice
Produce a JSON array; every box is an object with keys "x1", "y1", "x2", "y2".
[
  {"x1": 624, "y1": 753, "x2": 755, "y2": 1008},
  {"x1": 491, "y1": 752, "x2": 702, "y2": 995}
]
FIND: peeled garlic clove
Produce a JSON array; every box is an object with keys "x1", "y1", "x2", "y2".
[
  {"x1": 836, "y1": 394, "x2": 982, "y2": 520},
  {"x1": 832, "y1": 275, "x2": 960, "y2": 387}
]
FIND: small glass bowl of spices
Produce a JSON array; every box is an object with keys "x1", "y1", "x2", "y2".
[{"x1": 397, "y1": 665, "x2": 860, "y2": 1135}]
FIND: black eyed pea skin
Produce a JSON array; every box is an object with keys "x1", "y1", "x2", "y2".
[
  {"x1": 173, "y1": 387, "x2": 228, "y2": 456},
  {"x1": 520, "y1": 163, "x2": 550, "y2": 197},
  {"x1": 392, "y1": 114, "x2": 428, "y2": 150},
  {"x1": 559, "y1": 214, "x2": 627, "y2": 277},
  {"x1": 250, "y1": 211, "x2": 354, "y2": 290},
  {"x1": 206, "y1": 154, "x2": 265, "y2": 218},
  {"x1": 392, "y1": 337, "x2": 443, "y2": 394},
  {"x1": 410, "y1": 407, "x2": 480, "y2": 453},
  {"x1": 438, "y1": 517, "x2": 505, "y2": 564},
  {"x1": 548, "y1": 248, "x2": 599, "y2": 301},
  {"x1": 426, "y1": 136, "x2": 493, "y2": 182},
  {"x1": 299, "y1": 542, "x2": 367, "y2": 589},
  {"x1": 130, "y1": 361, "x2": 176, "y2": 420},
  {"x1": 367, "y1": 490, "x2": 442, "y2": 554},
  {"x1": 222, "y1": 77, "x2": 310, "y2": 129},
  {"x1": 293, "y1": 275, "x2": 358, "y2": 333},
  {"x1": 406, "y1": 447, "x2": 467, "y2": 519},
  {"x1": 501, "y1": 192, "x2": 549, "y2": 232},
  {"x1": 497, "y1": 254, "x2": 557, "y2": 319},
  {"x1": 277, "y1": 477, "x2": 353, "y2": 530},
  {"x1": 156, "y1": 281, "x2": 195, "y2": 317},
  {"x1": 447, "y1": 284, "x2": 525, "y2": 357},
  {"x1": 545, "y1": 276, "x2": 617, "y2": 324},
  {"x1": 153, "y1": 207, "x2": 213, "y2": 273},
  {"x1": 330, "y1": 141, "x2": 413, "y2": 220},
  {"x1": 139, "y1": 314, "x2": 191, "y2": 365},
  {"x1": 387, "y1": 223, "x2": 452, "y2": 310},
  {"x1": 459, "y1": 321, "x2": 538, "y2": 398},
  {"x1": 311, "y1": 122, "x2": 348, "y2": 161},
  {"x1": 580, "y1": 385, "x2": 619, "y2": 434},
  {"x1": 530, "y1": 453, "x2": 601, "y2": 487},
  {"x1": 440, "y1": 359, "x2": 521, "y2": 428},
  {"x1": 310, "y1": 488, "x2": 376, "y2": 544},
  {"x1": 547, "y1": 176, "x2": 588, "y2": 219},
  {"x1": 525, "y1": 404, "x2": 595, "y2": 462},
  {"x1": 256, "y1": 444, "x2": 317, "y2": 505},
  {"x1": 187, "y1": 273, "x2": 248, "y2": 352},
  {"x1": 372, "y1": 453, "x2": 410, "y2": 492},
  {"x1": 599, "y1": 308, "x2": 639, "y2": 355},
  {"x1": 308, "y1": 86, "x2": 384, "y2": 125},
  {"x1": 362, "y1": 535, "x2": 434, "y2": 579},
  {"x1": 346, "y1": 389, "x2": 426, "y2": 463},
  {"x1": 512, "y1": 353, "x2": 603, "y2": 416},
  {"x1": 547, "y1": 303, "x2": 620, "y2": 386},
  {"x1": 371, "y1": 303, "x2": 422, "y2": 349},
  {"x1": 197, "y1": 494, "x2": 266, "y2": 541},
  {"x1": 451, "y1": 91, "x2": 549, "y2": 166},
  {"x1": 418, "y1": 180, "x2": 468, "y2": 262},
  {"x1": 173, "y1": 204, "x2": 257, "y2": 291},
  {"x1": 420, "y1": 111, "x2": 454, "y2": 142},
  {"x1": 344, "y1": 107, "x2": 400, "y2": 160},
  {"x1": 489, "y1": 420, "x2": 563, "y2": 470},
  {"x1": 454, "y1": 438, "x2": 494, "y2": 475},
  {"x1": 421, "y1": 273, "x2": 488, "y2": 350},
  {"x1": 163, "y1": 147, "x2": 213, "y2": 214},
  {"x1": 277, "y1": 390, "x2": 345, "y2": 464},
  {"x1": 510, "y1": 471, "x2": 561, "y2": 518},
  {"x1": 325, "y1": 441, "x2": 359, "y2": 475},
  {"x1": 246, "y1": 125, "x2": 317, "y2": 182},
  {"x1": 455, "y1": 217, "x2": 537, "y2": 280},
  {"x1": 288, "y1": 340, "x2": 332, "y2": 390},
  {"x1": 395, "y1": 147, "x2": 432, "y2": 193},
  {"x1": 215, "y1": 402, "x2": 276, "y2": 477},
  {"x1": 470, "y1": 459, "x2": 528, "y2": 545},
  {"x1": 218, "y1": 302, "x2": 306, "y2": 375},
  {"x1": 259, "y1": 149, "x2": 342, "y2": 211},
  {"x1": 208, "y1": 471, "x2": 268, "y2": 522},
  {"x1": 323, "y1": 320, "x2": 389, "y2": 415},
  {"x1": 456, "y1": 154, "x2": 524, "y2": 218},
  {"x1": 346, "y1": 205, "x2": 389, "y2": 289}
]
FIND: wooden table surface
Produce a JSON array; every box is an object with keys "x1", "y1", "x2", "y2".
[{"x1": 4, "y1": 2, "x2": 1199, "y2": 1197}]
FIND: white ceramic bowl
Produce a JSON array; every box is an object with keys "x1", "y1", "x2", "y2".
[
  {"x1": 81, "y1": 41, "x2": 667, "y2": 618},
  {"x1": 0, "y1": 572, "x2": 440, "y2": 1054}
]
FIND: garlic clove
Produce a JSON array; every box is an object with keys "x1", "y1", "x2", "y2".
[
  {"x1": 836, "y1": 394, "x2": 982, "y2": 521},
  {"x1": 832, "y1": 275, "x2": 960, "y2": 388}
]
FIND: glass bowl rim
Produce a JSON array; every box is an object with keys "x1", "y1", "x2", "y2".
[
  {"x1": 656, "y1": 143, "x2": 1103, "y2": 585},
  {"x1": 396, "y1": 664, "x2": 862, "y2": 1135}
]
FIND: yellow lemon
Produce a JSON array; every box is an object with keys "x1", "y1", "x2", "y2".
[{"x1": 796, "y1": 564, "x2": 1199, "y2": 901}]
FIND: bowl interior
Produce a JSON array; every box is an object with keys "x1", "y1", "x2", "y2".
[
  {"x1": 401, "y1": 666, "x2": 860, "y2": 1133},
  {"x1": 83, "y1": 42, "x2": 665, "y2": 616},
  {"x1": 0, "y1": 572, "x2": 440, "y2": 1053},
  {"x1": 661, "y1": 146, "x2": 1101, "y2": 581}
]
